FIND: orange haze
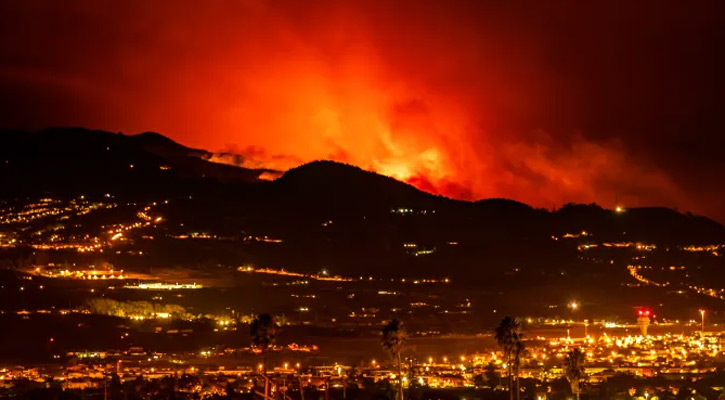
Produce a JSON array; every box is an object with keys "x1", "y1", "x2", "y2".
[{"x1": 1, "y1": 1, "x2": 723, "y2": 218}]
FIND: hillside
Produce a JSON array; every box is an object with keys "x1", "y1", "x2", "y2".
[
  {"x1": 1, "y1": 128, "x2": 723, "y2": 245},
  {"x1": 0, "y1": 128, "x2": 724, "y2": 319},
  {"x1": 0, "y1": 127, "x2": 273, "y2": 199}
]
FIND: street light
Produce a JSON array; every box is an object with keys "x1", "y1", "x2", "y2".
[{"x1": 568, "y1": 301, "x2": 579, "y2": 338}]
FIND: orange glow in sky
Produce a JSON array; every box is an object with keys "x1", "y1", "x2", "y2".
[{"x1": 1, "y1": 0, "x2": 723, "y2": 219}]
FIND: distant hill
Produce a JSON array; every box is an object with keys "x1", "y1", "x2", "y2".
[
  {"x1": 266, "y1": 160, "x2": 452, "y2": 215},
  {"x1": 260, "y1": 160, "x2": 723, "y2": 243},
  {"x1": 2, "y1": 128, "x2": 724, "y2": 320},
  {"x1": 1, "y1": 127, "x2": 723, "y2": 245},
  {"x1": 127, "y1": 131, "x2": 206, "y2": 158},
  {"x1": 0, "y1": 127, "x2": 275, "y2": 199},
  {"x1": 553, "y1": 203, "x2": 724, "y2": 244}
]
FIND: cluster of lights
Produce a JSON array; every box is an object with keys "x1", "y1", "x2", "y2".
[
  {"x1": 1, "y1": 198, "x2": 163, "y2": 253},
  {"x1": 238, "y1": 265, "x2": 450, "y2": 285},
  {"x1": 243, "y1": 235, "x2": 283, "y2": 243},
  {"x1": 33, "y1": 267, "x2": 126, "y2": 280},
  {"x1": 2, "y1": 326, "x2": 722, "y2": 395},
  {"x1": 627, "y1": 265, "x2": 670, "y2": 287},
  {"x1": 688, "y1": 284, "x2": 725, "y2": 300},
  {"x1": 237, "y1": 266, "x2": 353, "y2": 282},
  {"x1": 123, "y1": 282, "x2": 202, "y2": 290},
  {"x1": 682, "y1": 244, "x2": 723, "y2": 255}
]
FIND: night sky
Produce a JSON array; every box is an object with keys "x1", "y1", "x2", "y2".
[{"x1": 1, "y1": 1, "x2": 723, "y2": 220}]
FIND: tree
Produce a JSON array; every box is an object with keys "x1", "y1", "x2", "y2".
[
  {"x1": 564, "y1": 348, "x2": 586, "y2": 400},
  {"x1": 473, "y1": 374, "x2": 487, "y2": 389},
  {"x1": 512, "y1": 336, "x2": 525, "y2": 400},
  {"x1": 495, "y1": 316, "x2": 524, "y2": 400},
  {"x1": 484, "y1": 362, "x2": 501, "y2": 389},
  {"x1": 381, "y1": 319, "x2": 407, "y2": 400},
  {"x1": 250, "y1": 313, "x2": 278, "y2": 400},
  {"x1": 109, "y1": 373, "x2": 123, "y2": 400},
  {"x1": 250, "y1": 313, "x2": 278, "y2": 372}
]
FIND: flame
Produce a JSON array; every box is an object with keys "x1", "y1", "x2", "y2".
[{"x1": 0, "y1": 0, "x2": 713, "y2": 217}]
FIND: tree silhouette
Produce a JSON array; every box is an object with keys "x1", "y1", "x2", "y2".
[
  {"x1": 564, "y1": 348, "x2": 586, "y2": 400},
  {"x1": 484, "y1": 361, "x2": 501, "y2": 389},
  {"x1": 381, "y1": 319, "x2": 407, "y2": 400},
  {"x1": 250, "y1": 313, "x2": 278, "y2": 373},
  {"x1": 250, "y1": 313, "x2": 278, "y2": 400},
  {"x1": 495, "y1": 316, "x2": 524, "y2": 400}
]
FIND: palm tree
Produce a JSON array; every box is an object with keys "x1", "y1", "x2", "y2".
[
  {"x1": 564, "y1": 348, "x2": 586, "y2": 400},
  {"x1": 495, "y1": 316, "x2": 524, "y2": 400},
  {"x1": 381, "y1": 319, "x2": 407, "y2": 400}
]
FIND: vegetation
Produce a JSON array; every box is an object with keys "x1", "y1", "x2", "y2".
[
  {"x1": 484, "y1": 361, "x2": 501, "y2": 389},
  {"x1": 86, "y1": 298, "x2": 189, "y2": 319},
  {"x1": 495, "y1": 316, "x2": 524, "y2": 400},
  {"x1": 381, "y1": 319, "x2": 407, "y2": 400},
  {"x1": 564, "y1": 347, "x2": 587, "y2": 400},
  {"x1": 250, "y1": 313, "x2": 278, "y2": 372}
]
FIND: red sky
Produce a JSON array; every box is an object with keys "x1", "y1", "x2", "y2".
[{"x1": 1, "y1": 1, "x2": 724, "y2": 220}]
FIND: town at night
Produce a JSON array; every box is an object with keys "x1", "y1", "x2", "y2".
[{"x1": 1, "y1": 1, "x2": 724, "y2": 400}]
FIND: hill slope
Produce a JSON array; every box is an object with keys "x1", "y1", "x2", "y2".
[
  {"x1": 0, "y1": 127, "x2": 273, "y2": 198},
  {"x1": 0, "y1": 127, "x2": 722, "y2": 244}
]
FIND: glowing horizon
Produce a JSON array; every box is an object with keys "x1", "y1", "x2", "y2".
[{"x1": 1, "y1": 0, "x2": 723, "y2": 220}]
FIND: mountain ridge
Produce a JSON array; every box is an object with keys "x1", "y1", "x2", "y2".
[{"x1": 1, "y1": 127, "x2": 723, "y2": 243}]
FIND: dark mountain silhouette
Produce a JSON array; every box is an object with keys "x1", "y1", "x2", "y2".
[
  {"x1": 1, "y1": 127, "x2": 724, "y2": 320},
  {"x1": 127, "y1": 131, "x2": 206, "y2": 158},
  {"x1": 553, "y1": 203, "x2": 724, "y2": 244},
  {"x1": 1, "y1": 127, "x2": 723, "y2": 246},
  {"x1": 0, "y1": 127, "x2": 274, "y2": 198},
  {"x1": 267, "y1": 161, "x2": 724, "y2": 243},
  {"x1": 267, "y1": 160, "x2": 451, "y2": 215}
]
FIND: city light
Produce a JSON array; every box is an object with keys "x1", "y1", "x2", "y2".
[{"x1": 1, "y1": 6, "x2": 724, "y2": 399}]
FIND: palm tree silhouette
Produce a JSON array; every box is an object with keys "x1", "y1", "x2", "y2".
[
  {"x1": 495, "y1": 316, "x2": 524, "y2": 400},
  {"x1": 564, "y1": 347, "x2": 586, "y2": 400},
  {"x1": 381, "y1": 319, "x2": 407, "y2": 400}
]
